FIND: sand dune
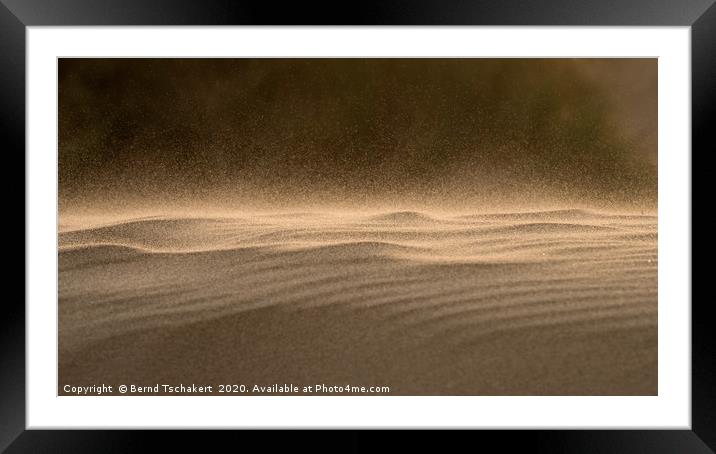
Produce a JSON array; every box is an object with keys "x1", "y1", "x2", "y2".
[{"x1": 58, "y1": 210, "x2": 657, "y2": 395}]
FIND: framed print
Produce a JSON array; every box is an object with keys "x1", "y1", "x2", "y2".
[{"x1": 5, "y1": 0, "x2": 710, "y2": 451}]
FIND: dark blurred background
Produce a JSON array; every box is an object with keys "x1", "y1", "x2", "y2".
[{"x1": 59, "y1": 58, "x2": 657, "y2": 214}]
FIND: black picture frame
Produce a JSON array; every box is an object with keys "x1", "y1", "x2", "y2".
[{"x1": 4, "y1": 0, "x2": 709, "y2": 451}]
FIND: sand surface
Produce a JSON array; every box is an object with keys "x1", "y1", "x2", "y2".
[{"x1": 58, "y1": 209, "x2": 657, "y2": 395}]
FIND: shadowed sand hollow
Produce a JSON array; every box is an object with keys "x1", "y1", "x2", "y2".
[{"x1": 58, "y1": 209, "x2": 657, "y2": 395}]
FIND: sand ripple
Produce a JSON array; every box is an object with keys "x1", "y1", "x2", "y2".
[{"x1": 59, "y1": 210, "x2": 657, "y2": 395}]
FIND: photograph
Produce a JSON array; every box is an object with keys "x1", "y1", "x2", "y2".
[{"x1": 57, "y1": 57, "x2": 658, "y2": 396}]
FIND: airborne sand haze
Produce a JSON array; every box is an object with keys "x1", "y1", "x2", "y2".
[{"x1": 59, "y1": 58, "x2": 657, "y2": 214}]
